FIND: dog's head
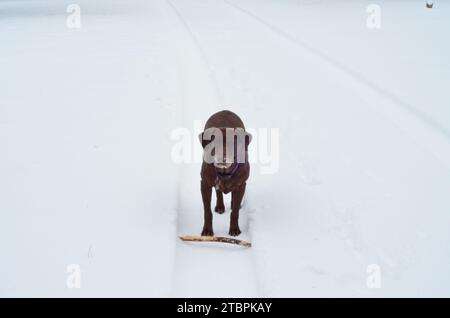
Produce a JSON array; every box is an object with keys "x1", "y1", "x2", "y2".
[{"x1": 199, "y1": 127, "x2": 252, "y2": 174}]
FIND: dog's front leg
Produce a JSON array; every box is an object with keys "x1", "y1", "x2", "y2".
[
  {"x1": 201, "y1": 179, "x2": 214, "y2": 236},
  {"x1": 215, "y1": 190, "x2": 225, "y2": 214},
  {"x1": 229, "y1": 182, "x2": 246, "y2": 236}
]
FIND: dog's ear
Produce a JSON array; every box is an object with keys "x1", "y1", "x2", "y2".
[
  {"x1": 198, "y1": 132, "x2": 205, "y2": 148},
  {"x1": 198, "y1": 132, "x2": 213, "y2": 148},
  {"x1": 245, "y1": 132, "x2": 252, "y2": 150}
]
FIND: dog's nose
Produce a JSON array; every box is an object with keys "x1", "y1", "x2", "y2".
[{"x1": 214, "y1": 160, "x2": 232, "y2": 169}]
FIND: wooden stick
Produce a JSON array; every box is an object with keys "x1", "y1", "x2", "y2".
[{"x1": 179, "y1": 235, "x2": 252, "y2": 248}]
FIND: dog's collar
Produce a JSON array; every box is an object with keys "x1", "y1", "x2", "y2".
[{"x1": 216, "y1": 163, "x2": 240, "y2": 179}]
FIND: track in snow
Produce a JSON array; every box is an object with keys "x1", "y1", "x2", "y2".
[{"x1": 165, "y1": 0, "x2": 260, "y2": 297}]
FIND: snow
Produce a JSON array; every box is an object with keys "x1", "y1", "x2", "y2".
[{"x1": 1, "y1": 0, "x2": 450, "y2": 297}]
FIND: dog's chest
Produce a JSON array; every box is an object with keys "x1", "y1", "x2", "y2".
[{"x1": 215, "y1": 177, "x2": 237, "y2": 194}]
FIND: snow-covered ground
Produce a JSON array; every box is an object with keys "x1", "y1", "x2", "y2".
[{"x1": 1, "y1": 0, "x2": 450, "y2": 297}]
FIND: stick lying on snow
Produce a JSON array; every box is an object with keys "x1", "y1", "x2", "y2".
[{"x1": 179, "y1": 235, "x2": 252, "y2": 248}]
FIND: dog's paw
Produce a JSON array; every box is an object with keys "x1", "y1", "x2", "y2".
[
  {"x1": 201, "y1": 226, "x2": 214, "y2": 236},
  {"x1": 214, "y1": 205, "x2": 225, "y2": 214},
  {"x1": 228, "y1": 226, "x2": 241, "y2": 237}
]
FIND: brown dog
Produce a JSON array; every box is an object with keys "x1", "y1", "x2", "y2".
[{"x1": 198, "y1": 110, "x2": 252, "y2": 236}]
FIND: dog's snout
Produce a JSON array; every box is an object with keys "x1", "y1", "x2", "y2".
[
  {"x1": 214, "y1": 156, "x2": 227, "y2": 163},
  {"x1": 213, "y1": 158, "x2": 232, "y2": 169}
]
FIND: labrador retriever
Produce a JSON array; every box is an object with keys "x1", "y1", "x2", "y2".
[{"x1": 198, "y1": 110, "x2": 252, "y2": 236}]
